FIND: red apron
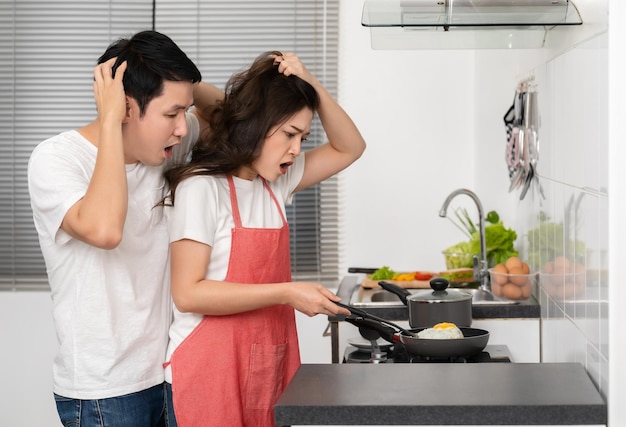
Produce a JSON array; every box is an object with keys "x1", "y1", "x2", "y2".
[{"x1": 169, "y1": 175, "x2": 301, "y2": 427}]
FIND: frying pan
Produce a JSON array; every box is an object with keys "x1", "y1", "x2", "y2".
[
  {"x1": 338, "y1": 302, "x2": 489, "y2": 358},
  {"x1": 399, "y1": 327, "x2": 490, "y2": 358}
]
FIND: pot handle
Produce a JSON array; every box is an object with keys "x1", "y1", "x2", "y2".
[{"x1": 378, "y1": 281, "x2": 411, "y2": 305}]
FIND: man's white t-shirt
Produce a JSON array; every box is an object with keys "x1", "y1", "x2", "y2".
[
  {"x1": 27, "y1": 113, "x2": 200, "y2": 399},
  {"x1": 163, "y1": 155, "x2": 305, "y2": 383}
]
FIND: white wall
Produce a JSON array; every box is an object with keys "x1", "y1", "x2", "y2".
[
  {"x1": 0, "y1": 292, "x2": 59, "y2": 425},
  {"x1": 339, "y1": 0, "x2": 618, "y2": 424},
  {"x1": 607, "y1": 0, "x2": 626, "y2": 425},
  {"x1": 338, "y1": 1, "x2": 548, "y2": 274},
  {"x1": 339, "y1": 1, "x2": 480, "y2": 273}
]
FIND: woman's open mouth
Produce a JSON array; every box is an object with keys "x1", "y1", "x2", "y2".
[{"x1": 280, "y1": 161, "x2": 293, "y2": 174}]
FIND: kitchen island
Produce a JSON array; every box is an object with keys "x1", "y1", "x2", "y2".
[{"x1": 274, "y1": 363, "x2": 606, "y2": 426}]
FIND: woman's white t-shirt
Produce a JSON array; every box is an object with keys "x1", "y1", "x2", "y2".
[{"x1": 164, "y1": 155, "x2": 305, "y2": 382}]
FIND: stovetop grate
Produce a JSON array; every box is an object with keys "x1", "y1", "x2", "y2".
[{"x1": 344, "y1": 344, "x2": 512, "y2": 364}]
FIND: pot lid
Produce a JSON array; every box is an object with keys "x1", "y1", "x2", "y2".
[{"x1": 408, "y1": 277, "x2": 472, "y2": 303}]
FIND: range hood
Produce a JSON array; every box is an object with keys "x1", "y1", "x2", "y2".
[{"x1": 362, "y1": 0, "x2": 583, "y2": 49}]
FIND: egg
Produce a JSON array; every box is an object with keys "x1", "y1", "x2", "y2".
[
  {"x1": 521, "y1": 262, "x2": 530, "y2": 274},
  {"x1": 433, "y1": 322, "x2": 457, "y2": 330},
  {"x1": 417, "y1": 322, "x2": 464, "y2": 339},
  {"x1": 491, "y1": 282, "x2": 503, "y2": 297},
  {"x1": 542, "y1": 261, "x2": 554, "y2": 274},
  {"x1": 505, "y1": 256, "x2": 523, "y2": 271},
  {"x1": 492, "y1": 263, "x2": 509, "y2": 285},
  {"x1": 508, "y1": 266, "x2": 528, "y2": 286},
  {"x1": 502, "y1": 282, "x2": 523, "y2": 300},
  {"x1": 491, "y1": 257, "x2": 536, "y2": 301},
  {"x1": 553, "y1": 256, "x2": 572, "y2": 273},
  {"x1": 520, "y1": 283, "x2": 532, "y2": 299}
]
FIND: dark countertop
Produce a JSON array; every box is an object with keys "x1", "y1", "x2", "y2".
[
  {"x1": 332, "y1": 275, "x2": 540, "y2": 322},
  {"x1": 274, "y1": 363, "x2": 606, "y2": 426}
]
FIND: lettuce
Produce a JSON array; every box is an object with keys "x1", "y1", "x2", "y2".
[
  {"x1": 370, "y1": 265, "x2": 396, "y2": 280},
  {"x1": 444, "y1": 210, "x2": 518, "y2": 267},
  {"x1": 468, "y1": 222, "x2": 518, "y2": 266}
]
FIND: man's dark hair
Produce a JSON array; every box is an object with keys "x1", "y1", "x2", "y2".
[{"x1": 98, "y1": 30, "x2": 201, "y2": 115}]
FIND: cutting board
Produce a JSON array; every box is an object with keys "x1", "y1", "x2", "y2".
[
  {"x1": 360, "y1": 268, "x2": 475, "y2": 289},
  {"x1": 361, "y1": 275, "x2": 436, "y2": 289}
]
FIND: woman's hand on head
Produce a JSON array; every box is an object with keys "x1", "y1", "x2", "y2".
[
  {"x1": 286, "y1": 282, "x2": 351, "y2": 317},
  {"x1": 273, "y1": 52, "x2": 317, "y2": 87},
  {"x1": 93, "y1": 57, "x2": 128, "y2": 125}
]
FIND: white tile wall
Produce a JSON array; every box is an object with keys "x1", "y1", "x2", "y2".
[{"x1": 517, "y1": 32, "x2": 609, "y2": 399}]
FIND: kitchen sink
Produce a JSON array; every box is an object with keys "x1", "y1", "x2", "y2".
[{"x1": 349, "y1": 286, "x2": 519, "y2": 307}]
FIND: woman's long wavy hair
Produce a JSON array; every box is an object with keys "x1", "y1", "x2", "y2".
[{"x1": 164, "y1": 51, "x2": 320, "y2": 206}]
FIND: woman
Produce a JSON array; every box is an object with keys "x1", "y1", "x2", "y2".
[{"x1": 164, "y1": 51, "x2": 365, "y2": 426}]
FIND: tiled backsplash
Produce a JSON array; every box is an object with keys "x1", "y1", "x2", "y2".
[{"x1": 517, "y1": 32, "x2": 609, "y2": 399}]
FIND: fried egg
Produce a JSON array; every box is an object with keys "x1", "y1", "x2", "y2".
[{"x1": 417, "y1": 322, "x2": 464, "y2": 339}]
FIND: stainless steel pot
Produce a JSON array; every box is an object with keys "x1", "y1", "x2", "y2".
[{"x1": 379, "y1": 278, "x2": 472, "y2": 328}]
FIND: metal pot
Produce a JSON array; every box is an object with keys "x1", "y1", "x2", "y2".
[{"x1": 379, "y1": 278, "x2": 472, "y2": 328}]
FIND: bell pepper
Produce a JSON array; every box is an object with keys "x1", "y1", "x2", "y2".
[{"x1": 391, "y1": 273, "x2": 416, "y2": 281}]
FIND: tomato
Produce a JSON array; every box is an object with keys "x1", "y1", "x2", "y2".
[{"x1": 414, "y1": 272, "x2": 434, "y2": 281}]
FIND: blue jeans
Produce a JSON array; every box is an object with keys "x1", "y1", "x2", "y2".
[{"x1": 54, "y1": 382, "x2": 177, "y2": 427}]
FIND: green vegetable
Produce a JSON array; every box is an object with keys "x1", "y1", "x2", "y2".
[
  {"x1": 370, "y1": 265, "x2": 396, "y2": 280},
  {"x1": 443, "y1": 241, "x2": 474, "y2": 269},
  {"x1": 447, "y1": 207, "x2": 500, "y2": 239},
  {"x1": 449, "y1": 207, "x2": 477, "y2": 238},
  {"x1": 439, "y1": 269, "x2": 474, "y2": 281},
  {"x1": 468, "y1": 222, "x2": 518, "y2": 266},
  {"x1": 444, "y1": 209, "x2": 518, "y2": 267},
  {"x1": 526, "y1": 211, "x2": 585, "y2": 269}
]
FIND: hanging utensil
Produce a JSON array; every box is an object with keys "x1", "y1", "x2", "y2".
[
  {"x1": 526, "y1": 91, "x2": 545, "y2": 200},
  {"x1": 519, "y1": 163, "x2": 534, "y2": 200}
]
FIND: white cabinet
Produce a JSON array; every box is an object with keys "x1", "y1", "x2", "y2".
[
  {"x1": 295, "y1": 311, "x2": 334, "y2": 364},
  {"x1": 472, "y1": 318, "x2": 540, "y2": 362}
]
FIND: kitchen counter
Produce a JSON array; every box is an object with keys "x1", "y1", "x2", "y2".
[
  {"x1": 328, "y1": 275, "x2": 541, "y2": 363},
  {"x1": 274, "y1": 363, "x2": 606, "y2": 426},
  {"x1": 332, "y1": 276, "x2": 541, "y2": 321}
]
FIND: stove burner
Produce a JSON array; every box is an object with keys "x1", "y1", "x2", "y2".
[{"x1": 343, "y1": 344, "x2": 512, "y2": 364}]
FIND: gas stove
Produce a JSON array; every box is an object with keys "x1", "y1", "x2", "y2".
[{"x1": 343, "y1": 344, "x2": 512, "y2": 364}]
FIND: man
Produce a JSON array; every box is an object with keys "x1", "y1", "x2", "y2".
[{"x1": 27, "y1": 30, "x2": 222, "y2": 426}]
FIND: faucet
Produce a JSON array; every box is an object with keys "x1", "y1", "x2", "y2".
[{"x1": 439, "y1": 188, "x2": 490, "y2": 292}]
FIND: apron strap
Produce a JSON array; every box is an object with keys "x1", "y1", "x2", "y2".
[{"x1": 227, "y1": 175, "x2": 287, "y2": 227}]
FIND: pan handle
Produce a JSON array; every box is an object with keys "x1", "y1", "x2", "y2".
[
  {"x1": 378, "y1": 281, "x2": 411, "y2": 305},
  {"x1": 344, "y1": 316, "x2": 396, "y2": 344},
  {"x1": 347, "y1": 267, "x2": 378, "y2": 274},
  {"x1": 334, "y1": 301, "x2": 415, "y2": 337}
]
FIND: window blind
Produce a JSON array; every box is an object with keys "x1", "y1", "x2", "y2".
[
  {"x1": 1, "y1": 0, "x2": 341, "y2": 291},
  {"x1": 0, "y1": 0, "x2": 153, "y2": 290},
  {"x1": 155, "y1": 0, "x2": 341, "y2": 285}
]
